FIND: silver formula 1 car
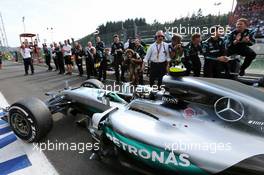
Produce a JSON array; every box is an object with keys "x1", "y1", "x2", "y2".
[{"x1": 1, "y1": 74, "x2": 264, "y2": 175}]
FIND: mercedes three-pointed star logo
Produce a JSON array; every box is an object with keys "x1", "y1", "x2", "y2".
[{"x1": 214, "y1": 97, "x2": 245, "y2": 122}]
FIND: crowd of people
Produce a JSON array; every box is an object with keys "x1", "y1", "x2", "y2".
[
  {"x1": 232, "y1": 0, "x2": 264, "y2": 37},
  {"x1": 18, "y1": 18, "x2": 257, "y2": 88}
]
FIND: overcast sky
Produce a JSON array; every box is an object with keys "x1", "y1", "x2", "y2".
[{"x1": 0, "y1": 0, "x2": 236, "y2": 46}]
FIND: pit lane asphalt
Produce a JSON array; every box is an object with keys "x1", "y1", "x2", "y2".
[{"x1": 0, "y1": 61, "x2": 140, "y2": 175}]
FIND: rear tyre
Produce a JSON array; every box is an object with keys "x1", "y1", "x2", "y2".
[
  {"x1": 81, "y1": 79, "x2": 104, "y2": 89},
  {"x1": 9, "y1": 97, "x2": 53, "y2": 142}
]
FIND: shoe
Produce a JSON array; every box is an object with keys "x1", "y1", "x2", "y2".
[
  {"x1": 58, "y1": 72, "x2": 63, "y2": 74},
  {"x1": 239, "y1": 69, "x2": 245, "y2": 76},
  {"x1": 24, "y1": 73, "x2": 28, "y2": 76},
  {"x1": 31, "y1": 72, "x2": 34, "y2": 75}
]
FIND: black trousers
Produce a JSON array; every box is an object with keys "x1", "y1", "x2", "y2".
[
  {"x1": 99, "y1": 61, "x2": 107, "y2": 81},
  {"x1": 227, "y1": 45, "x2": 256, "y2": 71},
  {"x1": 75, "y1": 58, "x2": 83, "y2": 76},
  {"x1": 45, "y1": 55, "x2": 52, "y2": 70},
  {"x1": 113, "y1": 56, "x2": 125, "y2": 82},
  {"x1": 149, "y1": 62, "x2": 167, "y2": 87},
  {"x1": 57, "y1": 56, "x2": 65, "y2": 74},
  {"x1": 53, "y1": 57, "x2": 59, "y2": 70},
  {"x1": 183, "y1": 56, "x2": 201, "y2": 77},
  {"x1": 23, "y1": 58, "x2": 34, "y2": 74},
  {"x1": 86, "y1": 57, "x2": 95, "y2": 79},
  {"x1": 113, "y1": 63, "x2": 126, "y2": 82},
  {"x1": 203, "y1": 59, "x2": 222, "y2": 78}
]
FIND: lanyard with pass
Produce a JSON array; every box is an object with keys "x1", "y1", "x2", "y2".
[{"x1": 156, "y1": 44, "x2": 162, "y2": 61}]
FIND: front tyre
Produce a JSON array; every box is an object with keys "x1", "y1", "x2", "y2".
[{"x1": 9, "y1": 97, "x2": 53, "y2": 142}]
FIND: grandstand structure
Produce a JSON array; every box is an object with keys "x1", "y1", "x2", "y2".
[
  {"x1": 230, "y1": 0, "x2": 264, "y2": 75},
  {"x1": 230, "y1": 0, "x2": 264, "y2": 38}
]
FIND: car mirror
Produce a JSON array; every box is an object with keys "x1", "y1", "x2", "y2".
[
  {"x1": 91, "y1": 113, "x2": 104, "y2": 129},
  {"x1": 91, "y1": 107, "x2": 118, "y2": 129}
]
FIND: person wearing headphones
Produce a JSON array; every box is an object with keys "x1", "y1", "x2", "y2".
[{"x1": 143, "y1": 30, "x2": 170, "y2": 88}]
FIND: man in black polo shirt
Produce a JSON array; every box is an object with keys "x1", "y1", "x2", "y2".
[
  {"x1": 111, "y1": 34, "x2": 125, "y2": 83},
  {"x1": 183, "y1": 33, "x2": 203, "y2": 77},
  {"x1": 203, "y1": 26, "x2": 229, "y2": 78}
]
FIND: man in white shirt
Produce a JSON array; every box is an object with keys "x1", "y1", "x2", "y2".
[
  {"x1": 144, "y1": 30, "x2": 170, "y2": 87},
  {"x1": 62, "y1": 40, "x2": 73, "y2": 75},
  {"x1": 20, "y1": 44, "x2": 34, "y2": 75}
]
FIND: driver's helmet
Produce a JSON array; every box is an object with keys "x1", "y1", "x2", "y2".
[{"x1": 169, "y1": 65, "x2": 186, "y2": 77}]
